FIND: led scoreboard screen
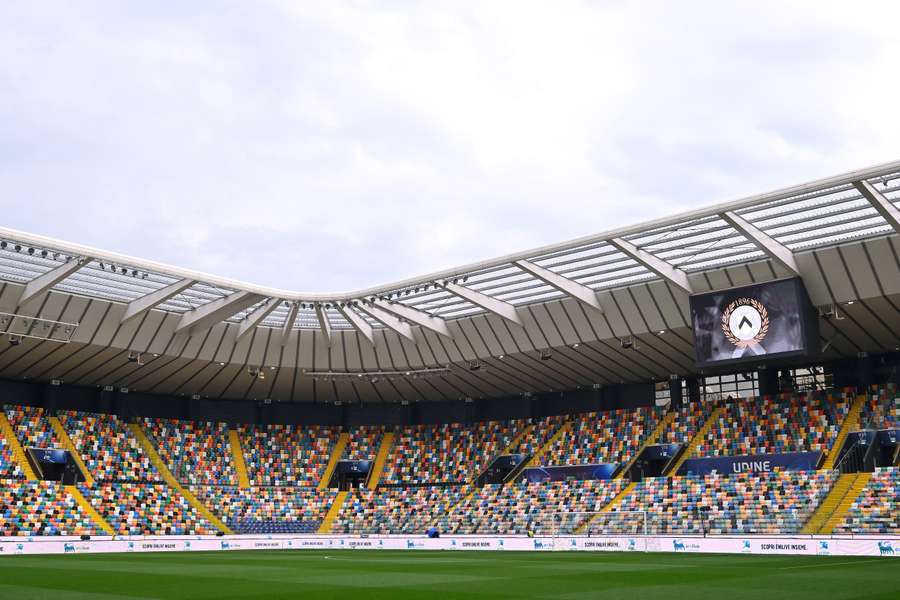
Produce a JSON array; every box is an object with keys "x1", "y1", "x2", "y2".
[{"x1": 689, "y1": 277, "x2": 819, "y2": 368}]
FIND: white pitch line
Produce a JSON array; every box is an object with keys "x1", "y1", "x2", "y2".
[{"x1": 779, "y1": 559, "x2": 887, "y2": 570}]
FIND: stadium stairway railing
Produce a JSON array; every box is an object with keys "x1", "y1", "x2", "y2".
[
  {"x1": 801, "y1": 471, "x2": 872, "y2": 534},
  {"x1": 366, "y1": 432, "x2": 394, "y2": 489},
  {"x1": 616, "y1": 410, "x2": 675, "y2": 480},
  {"x1": 0, "y1": 411, "x2": 37, "y2": 480},
  {"x1": 318, "y1": 432, "x2": 349, "y2": 491},
  {"x1": 129, "y1": 422, "x2": 234, "y2": 535},
  {"x1": 821, "y1": 395, "x2": 866, "y2": 470},
  {"x1": 574, "y1": 482, "x2": 638, "y2": 534},
  {"x1": 525, "y1": 420, "x2": 571, "y2": 468},
  {"x1": 228, "y1": 429, "x2": 250, "y2": 489},
  {"x1": 664, "y1": 406, "x2": 723, "y2": 476},
  {"x1": 48, "y1": 415, "x2": 94, "y2": 486},
  {"x1": 317, "y1": 490, "x2": 348, "y2": 533},
  {"x1": 66, "y1": 484, "x2": 115, "y2": 534}
]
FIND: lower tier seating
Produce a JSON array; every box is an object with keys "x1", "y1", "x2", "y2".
[
  {"x1": 333, "y1": 485, "x2": 469, "y2": 534},
  {"x1": 599, "y1": 470, "x2": 837, "y2": 535},
  {"x1": 79, "y1": 483, "x2": 216, "y2": 535},
  {"x1": 0, "y1": 479, "x2": 96, "y2": 536},
  {"x1": 835, "y1": 467, "x2": 899, "y2": 535},
  {"x1": 191, "y1": 485, "x2": 336, "y2": 534}
]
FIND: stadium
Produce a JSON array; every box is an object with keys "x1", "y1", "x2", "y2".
[{"x1": 0, "y1": 159, "x2": 897, "y2": 597}]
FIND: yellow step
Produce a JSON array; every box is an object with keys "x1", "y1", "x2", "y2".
[
  {"x1": 527, "y1": 421, "x2": 572, "y2": 468},
  {"x1": 49, "y1": 416, "x2": 94, "y2": 487},
  {"x1": 366, "y1": 432, "x2": 395, "y2": 490},
  {"x1": 66, "y1": 485, "x2": 114, "y2": 535},
  {"x1": 665, "y1": 406, "x2": 723, "y2": 476},
  {"x1": 575, "y1": 481, "x2": 638, "y2": 533},
  {"x1": 0, "y1": 411, "x2": 37, "y2": 480},
  {"x1": 129, "y1": 422, "x2": 233, "y2": 535},
  {"x1": 317, "y1": 490, "x2": 348, "y2": 534},
  {"x1": 820, "y1": 472, "x2": 873, "y2": 534},
  {"x1": 318, "y1": 432, "x2": 350, "y2": 491},
  {"x1": 801, "y1": 471, "x2": 858, "y2": 534},
  {"x1": 228, "y1": 429, "x2": 251, "y2": 489},
  {"x1": 821, "y1": 395, "x2": 866, "y2": 470},
  {"x1": 617, "y1": 411, "x2": 675, "y2": 480}
]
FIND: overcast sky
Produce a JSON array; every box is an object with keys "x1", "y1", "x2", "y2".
[{"x1": 2, "y1": 2, "x2": 899, "y2": 292}]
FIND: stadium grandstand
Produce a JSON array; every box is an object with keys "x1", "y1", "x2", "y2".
[{"x1": 0, "y1": 160, "x2": 897, "y2": 553}]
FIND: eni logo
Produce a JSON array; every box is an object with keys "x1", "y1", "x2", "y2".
[{"x1": 722, "y1": 298, "x2": 769, "y2": 350}]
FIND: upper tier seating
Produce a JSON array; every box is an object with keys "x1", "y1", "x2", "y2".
[
  {"x1": 835, "y1": 467, "x2": 899, "y2": 535},
  {"x1": 58, "y1": 411, "x2": 160, "y2": 482},
  {"x1": 600, "y1": 471, "x2": 836, "y2": 535},
  {"x1": 0, "y1": 479, "x2": 97, "y2": 536},
  {"x1": 695, "y1": 392, "x2": 850, "y2": 458},
  {"x1": 81, "y1": 482, "x2": 215, "y2": 535},
  {"x1": 4, "y1": 405, "x2": 60, "y2": 449},
  {"x1": 334, "y1": 485, "x2": 468, "y2": 534},
  {"x1": 541, "y1": 407, "x2": 662, "y2": 466},
  {"x1": 860, "y1": 386, "x2": 899, "y2": 430},
  {"x1": 192, "y1": 485, "x2": 336, "y2": 534},
  {"x1": 507, "y1": 415, "x2": 568, "y2": 457},
  {"x1": 343, "y1": 426, "x2": 382, "y2": 461},
  {"x1": 144, "y1": 418, "x2": 236, "y2": 486},
  {"x1": 657, "y1": 401, "x2": 715, "y2": 445},
  {"x1": 0, "y1": 434, "x2": 22, "y2": 479},
  {"x1": 384, "y1": 421, "x2": 515, "y2": 484},
  {"x1": 238, "y1": 424, "x2": 337, "y2": 487},
  {"x1": 443, "y1": 479, "x2": 628, "y2": 535}
]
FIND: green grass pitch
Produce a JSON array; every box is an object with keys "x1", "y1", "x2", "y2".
[{"x1": 0, "y1": 550, "x2": 896, "y2": 599}]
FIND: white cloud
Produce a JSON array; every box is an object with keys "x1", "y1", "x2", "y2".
[{"x1": 1, "y1": 1, "x2": 899, "y2": 291}]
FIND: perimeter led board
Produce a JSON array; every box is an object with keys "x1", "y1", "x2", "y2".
[{"x1": 689, "y1": 277, "x2": 819, "y2": 368}]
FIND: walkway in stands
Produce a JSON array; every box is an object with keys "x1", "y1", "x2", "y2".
[
  {"x1": 366, "y1": 432, "x2": 394, "y2": 489},
  {"x1": 228, "y1": 429, "x2": 251, "y2": 489},
  {"x1": 318, "y1": 432, "x2": 349, "y2": 491}
]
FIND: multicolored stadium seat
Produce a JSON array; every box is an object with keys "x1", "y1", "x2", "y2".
[
  {"x1": 80, "y1": 482, "x2": 216, "y2": 535},
  {"x1": 507, "y1": 415, "x2": 568, "y2": 457},
  {"x1": 192, "y1": 485, "x2": 336, "y2": 534},
  {"x1": 860, "y1": 386, "x2": 899, "y2": 430},
  {"x1": 0, "y1": 435, "x2": 22, "y2": 479},
  {"x1": 144, "y1": 418, "x2": 236, "y2": 486},
  {"x1": 601, "y1": 471, "x2": 837, "y2": 535},
  {"x1": 443, "y1": 479, "x2": 628, "y2": 534},
  {"x1": 835, "y1": 467, "x2": 899, "y2": 535},
  {"x1": 0, "y1": 479, "x2": 97, "y2": 536},
  {"x1": 58, "y1": 410, "x2": 160, "y2": 482},
  {"x1": 238, "y1": 424, "x2": 337, "y2": 486},
  {"x1": 384, "y1": 421, "x2": 515, "y2": 484},
  {"x1": 343, "y1": 426, "x2": 382, "y2": 461},
  {"x1": 4, "y1": 405, "x2": 60, "y2": 449},
  {"x1": 695, "y1": 392, "x2": 850, "y2": 458},
  {"x1": 541, "y1": 407, "x2": 662, "y2": 466},
  {"x1": 657, "y1": 401, "x2": 715, "y2": 445},
  {"x1": 334, "y1": 485, "x2": 468, "y2": 534}
]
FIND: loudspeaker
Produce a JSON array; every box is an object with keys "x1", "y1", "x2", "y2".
[
  {"x1": 80, "y1": 534, "x2": 91, "y2": 541},
  {"x1": 216, "y1": 531, "x2": 225, "y2": 537}
]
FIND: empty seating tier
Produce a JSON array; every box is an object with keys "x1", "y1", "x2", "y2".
[
  {"x1": 835, "y1": 467, "x2": 899, "y2": 535},
  {"x1": 0, "y1": 479, "x2": 97, "y2": 536},
  {"x1": 145, "y1": 418, "x2": 236, "y2": 486},
  {"x1": 192, "y1": 485, "x2": 337, "y2": 534}
]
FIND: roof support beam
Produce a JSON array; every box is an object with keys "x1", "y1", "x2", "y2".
[
  {"x1": 336, "y1": 304, "x2": 375, "y2": 345},
  {"x1": 854, "y1": 179, "x2": 900, "y2": 233},
  {"x1": 121, "y1": 278, "x2": 194, "y2": 324},
  {"x1": 371, "y1": 299, "x2": 452, "y2": 338},
  {"x1": 17, "y1": 258, "x2": 88, "y2": 308},
  {"x1": 443, "y1": 281, "x2": 522, "y2": 326},
  {"x1": 608, "y1": 237, "x2": 693, "y2": 294},
  {"x1": 315, "y1": 304, "x2": 333, "y2": 346},
  {"x1": 174, "y1": 291, "x2": 264, "y2": 335},
  {"x1": 355, "y1": 302, "x2": 416, "y2": 342},
  {"x1": 720, "y1": 211, "x2": 800, "y2": 276},
  {"x1": 280, "y1": 302, "x2": 299, "y2": 346},
  {"x1": 236, "y1": 297, "x2": 281, "y2": 340},
  {"x1": 513, "y1": 260, "x2": 603, "y2": 312}
]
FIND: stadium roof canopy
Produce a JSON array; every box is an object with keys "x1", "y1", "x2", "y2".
[{"x1": 0, "y1": 160, "x2": 898, "y2": 403}]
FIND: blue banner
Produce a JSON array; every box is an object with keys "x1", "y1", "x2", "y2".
[
  {"x1": 30, "y1": 448, "x2": 68, "y2": 464},
  {"x1": 642, "y1": 444, "x2": 681, "y2": 461},
  {"x1": 522, "y1": 463, "x2": 618, "y2": 483},
  {"x1": 876, "y1": 429, "x2": 900, "y2": 445},
  {"x1": 677, "y1": 451, "x2": 821, "y2": 476},
  {"x1": 336, "y1": 460, "x2": 371, "y2": 475}
]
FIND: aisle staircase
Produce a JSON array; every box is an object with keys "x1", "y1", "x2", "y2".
[
  {"x1": 472, "y1": 424, "x2": 533, "y2": 484},
  {"x1": 801, "y1": 471, "x2": 872, "y2": 534},
  {"x1": 574, "y1": 481, "x2": 638, "y2": 534},
  {"x1": 664, "y1": 406, "x2": 723, "y2": 476},
  {"x1": 318, "y1": 432, "x2": 349, "y2": 491},
  {"x1": 228, "y1": 429, "x2": 250, "y2": 489},
  {"x1": 616, "y1": 411, "x2": 675, "y2": 480},
  {"x1": 48, "y1": 416, "x2": 94, "y2": 486},
  {"x1": 129, "y1": 423, "x2": 233, "y2": 535},
  {"x1": 526, "y1": 421, "x2": 571, "y2": 468},
  {"x1": 317, "y1": 491, "x2": 348, "y2": 534},
  {"x1": 366, "y1": 432, "x2": 394, "y2": 490},
  {"x1": 66, "y1": 485, "x2": 115, "y2": 535},
  {"x1": 0, "y1": 411, "x2": 37, "y2": 480},
  {"x1": 821, "y1": 395, "x2": 866, "y2": 470}
]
